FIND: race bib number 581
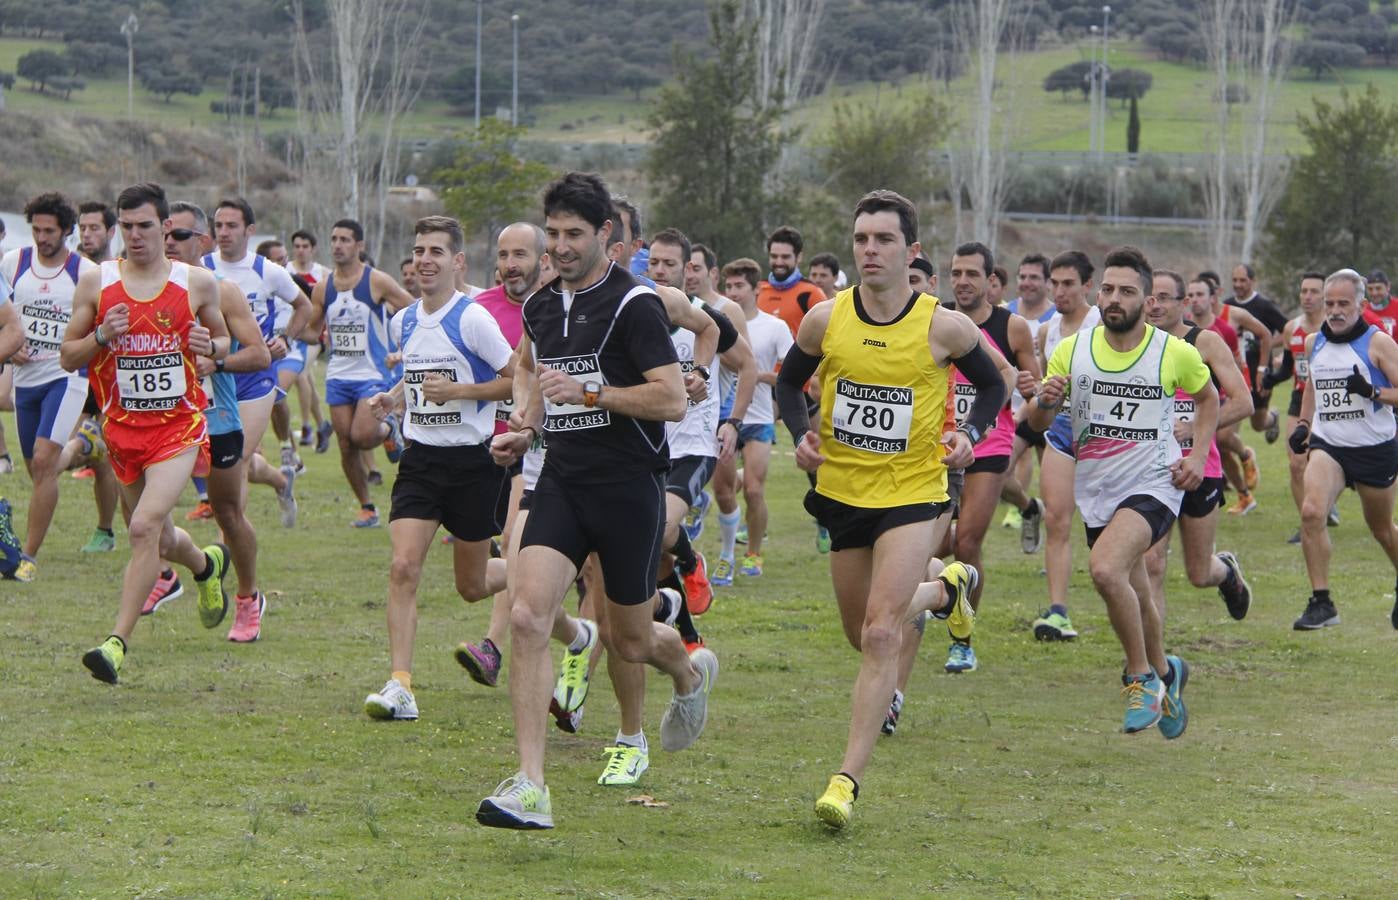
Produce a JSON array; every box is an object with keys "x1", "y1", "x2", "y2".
[{"x1": 832, "y1": 377, "x2": 913, "y2": 453}]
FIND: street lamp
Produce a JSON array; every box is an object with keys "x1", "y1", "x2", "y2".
[
  {"x1": 474, "y1": 0, "x2": 483, "y2": 128},
  {"x1": 511, "y1": 13, "x2": 519, "y2": 125},
  {"x1": 121, "y1": 11, "x2": 138, "y2": 119},
  {"x1": 1097, "y1": 5, "x2": 1111, "y2": 158},
  {"x1": 1088, "y1": 24, "x2": 1099, "y2": 155}
]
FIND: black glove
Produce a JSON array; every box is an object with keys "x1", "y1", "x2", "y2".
[
  {"x1": 1346, "y1": 364, "x2": 1375, "y2": 399},
  {"x1": 1288, "y1": 421, "x2": 1310, "y2": 455}
]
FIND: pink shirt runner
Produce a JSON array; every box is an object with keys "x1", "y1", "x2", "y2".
[{"x1": 474, "y1": 285, "x2": 524, "y2": 435}]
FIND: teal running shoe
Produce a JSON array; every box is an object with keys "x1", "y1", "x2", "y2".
[
  {"x1": 1121, "y1": 669, "x2": 1164, "y2": 734},
  {"x1": 1158, "y1": 655, "x2": 1189, "y2": 739}
]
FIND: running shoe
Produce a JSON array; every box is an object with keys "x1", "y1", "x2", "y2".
[
  {"x1": 1242, "y1": 447, "x2": 1260, "y2": 491},
  {"x1": 278, "y1": 465, "x2": 298, "y2": 529},
  {"x1": 366, "y1": 470, "x2": 383, "y2": 486},
  {"x1": 815, "y1": 773, "x2": 856, "y2": 830},
  {"x1": 1158, "y1": 655, "x2": 1189, "y2": 740},
  {"x1": 735, "y1": 522, "x2": 748, "y2": 545},
  {"x1": 382, "y1": 414, "x2": 404, "y2": 464},
  {"x1": 71, "y1": 466, "x2": 95, "y2": 480},
  {"x1": 0, "y1": 498, "x2": 22, "y2": 577},
  {"x1": 0, "y1": 455, "x2": 12, "y2": 474},
  {"x1": 1216, "y1": 551, "x2": 1251, "y2": 620},
  {"x1": 1121, "y1": 669, "x2": 1165, "y2": 733},
  {"x1": 597, "y1": 744, "x2": 649, "y2": 786},
  {"x1": 1286, "y1": 529, "x2": 1302, "y2": 545},
  {"x1": 455, "y1": 637, "x2": 502, "y2": 687},
  {"x1": 11, "y1": 556, "x2": 36, "y2": 583},
  {"x1": 364, "y1": 678, "x2": 418, "y2": 720},
  {"x1": 945, "y1": 641, "x2": 977, "y2": 673},
  {"x1": 299, "y1": 424, "x2": 314, "y2": 447},
  {"x1": 1226, "y1": 492, "x2": 1257, "y2": 516},
  {"x1": 683, "y1": 635, "x2": 706, "y2": 656},
  {"x1": 711, "y1": 556, "x2": 734, "y2": 587},
  {"x1": 315, "y1": 421, "x2": 334, "y2": 454},
  {"x1": 1293, "y1": 596, "x2": 1339, "y2": 630},
  {"x1": 936, "y1": 562, "x2": 978, "y2": 641},
  {"x1": 882, "y1": 690, "x2": 904, "y2": 736},
  {"x1": 1327, "y1": 504, "x2": 1340, "y2": 527},
  {"x1": 227, "y1": 592, "x2": 266, "y2": 643},
  {"x1": 549, "y1": 699, "x2": 584, "y2": 733},
  {"x1": 80, "y1": 528, "x2": 116, "y2": 553},
  {"x1": 660, "y1": 646, "x2": 717, "y2": 751},
  {"x1": 185, "y1": 500, "x2": 214, "y2": 522},
  {"x1": 1264, "y1": 410, "x2": 1280, "y2": 444},
  {"x1": 739, "y1": 553, "x2": 763, "y2": 577},
  {"x1": 653, "y1": 587, "x2": 682, "y2": 628},
  {"x1": 76, "y1": 418, "x2": 106, "y2": 461},
  {"x1": 1391, "y1": 589, "x2": 1398, "y2": 631},
  {"x1": 816, "y1": 524, "x2": 831, "y2": 554},
  {"x1": 684, "y1": 551, "x2": 714, "y2": 615},
  {"x1": 142, "y1": 568, "x2": 183, "y2": 615},
  {"x1": 81, "y1": 635, "x2": 125, "y2": 684},
  {"x1": 1032, "y1": 609, "x2": 1077, "y2": 641},
  {"x1": 1020, "y1": 498, "x2": 1044, "y2": 554},
  {"x1": 553, "y1": 618, "x2": 598, "y2": 714},
  {"x1": 1001, "y1": 506, "x2": 1022, "y2": 529},
  {"x1": 352, "y1": 508, "x2": 380, "y2": 528},
  {"x1": 476, "y1": 773, "x2": 552, "y2": 830},
  {"x1": 194, "y1": 543, "x2": 231, "y2": 629},
  {"x1": 682, "y1": 490, "x2": 710, "y2": 542},
  {"x1": 280, "y1": 444, "x2": 296, "y2": 469}
]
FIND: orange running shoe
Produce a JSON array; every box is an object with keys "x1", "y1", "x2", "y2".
[
  {"x1": 185, "y1": 500, "x2": 214, "y2": 521},
  {"x1": 1241, "y1": 447, "x2": 1259, "y2": 491},
  {"x1": 684, "y1": 551, "x2": 713, "y2": 615},
  {"x1": 72, "y1": 467, "x2": 96, "y2": 480}
]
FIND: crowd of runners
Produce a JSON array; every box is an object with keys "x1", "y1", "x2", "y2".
[{"x1": 2, "y1": 173, "x2": 1397, "y2": 832}]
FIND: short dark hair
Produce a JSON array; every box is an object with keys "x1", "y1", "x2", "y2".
[
  {"x1": 853, "y1": 191, "x2": 919, "y2": 247},
  {"x1": 952, "y1": 241, "x2": 994, "y2": 277},
  {"x1": 255, "y1": 239, "x2": 283, "y2": 258},
  {"x1": 24, "y1": 192, "x2": 78, "y2": 233},
  {"x1": 414, "y1": 215, "x2": 463, "y2": 255},
  {"x1": 400, "y1": 257, "x2": 415, "y2": 270},
  {"x1": 290, "y1": 229, "x2": 317, "y2": 246},
  {"x1": 613, "y1": 196, "x2": 641, "y2": 243},
  {"x1": 809, "y1": 252, "x2": 840, "y2": 277},
  {"x1": 650, "y1": 228, "x2": 692, "y2": 268},
  {"x1": 543, "y1": 171, "x2": 612, "y2": 233},
  {"x1": 1103, "y1": 245, "x2": 1153, "y2": 293},
  {"x1": 910, "y1": 255, "x2": 935, "y2": 278},
  {"x1": 216, "y1": 197, "x2": 256, "y2": 227},
  {"x1": 78, "y1": 201, "x2": 116, "y2": 230},
  {"x1": 691, "y1": 242, "x2": 717, "y2": 272},
  {"x1": 1368, "y1": 268, "x2": 1390, "y2": 287},
  {"x1": 1019, "y1": 252, "x2": 1050, "y2": 279},
  {"x1": 991, "y1": 265, "x2": 1010, "y2": 287},
  {"x1": 1300, "y1": 270, "x2": 1326, "y2": 285},
  {"x1": 1050, "y1": 250, "x2": 1094, "y2": 284},
  {"x1": 721, "y1": 257, "x2": 762, "y2": 289},
  {"x1": 1198, "y1": 269, "x2": 1222, "y2": 291},
  {"x1": 1191, "y1": 273, "x2": 1219, "y2": 296},
  {"x1": 333, "y1": 218, "x2": 366, "y2": 243},
  {"x1": 1235, "y1": 262, "x2": 1256, "y2": 280},
  {"x1": 1155, "y1": 268, "x2": 1185, "y2": 299},
  {"x1": 766, "y1": 224, "x2": 805, "y2": 256},
  {"x1": 117, "y1": 182, "x2": 170, "y2": 220}
]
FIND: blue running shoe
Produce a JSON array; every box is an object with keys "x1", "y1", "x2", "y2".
[
  {"x1": 944, "y1": 641, "x2": 977, "y2": 673},
  {"x1": 1121, "y1": 669, "x2": 1165, "y2": 734},
  {"x1": 0, "y1": 499, "x2": 22, "y2": 578},
  {"x1": 1158, "y1": 655, "x2": 1189, "y2": 739},
  {"x1": 710, "y1": 556, "x2": 734, "y2": 587},
  {"x1": 382, "y1": 414, "x2": 404, "y2": 464},
  {"x1": 682, "y1": 490, "x2": 710, "y2": 542}
]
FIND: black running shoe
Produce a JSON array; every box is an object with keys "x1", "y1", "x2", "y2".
[
  {"x1": 1216, "y1": 552, "x2": 1251, "y2": 620},
  {"x1": 1293, "y1": 596, "x2": 1339, "y2": 630}
]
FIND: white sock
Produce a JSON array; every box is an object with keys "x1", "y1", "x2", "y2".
[
  {"x1": 718, "y1": 509, "x2": 741, "y2": 561},
  {"x1": 616, "y1": 730, "x2": 647, "y2": 752}
]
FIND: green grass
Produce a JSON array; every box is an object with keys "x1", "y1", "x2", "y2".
[{"x1": 2, "y1": 370, "x2": 1397, "y2": 896}]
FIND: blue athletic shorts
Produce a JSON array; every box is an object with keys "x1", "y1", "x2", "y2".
[
  {"x1": 234, "y1": 369, "x2": 278, "y2": 404},
  {"x1": 274, "y1": 350, "x2": 306, "y2": 383},
  {"x1": 1046, "y1": 413, "x2": 1074, "y2": 459},
  {"x1": 14, "y1": 375, "x2": 87, "y2": 459},
  {"x1": 737, "y1": 422, "x2": 775, "y2": 448},
  {"x1": 326, "y1": 378, "x2": 385, "y2": 408}
]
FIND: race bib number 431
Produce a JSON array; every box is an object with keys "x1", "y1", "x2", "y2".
[
  {"x1": 22, "y1": 305, "x2": 67, "y2": 351},
  {"x1": 832, "y1": 377, "x2": 913, "y2": 453}
]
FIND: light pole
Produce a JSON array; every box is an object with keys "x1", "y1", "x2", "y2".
[
  {"x1": 1097, "y1": 5, "x2": 1111, "y2": 158},
  {"x1": 474, "y1": 0, "x2": 483, "y2": 128},
  {"x1": 121, "y1": 11, "x2": 138, "y2": 119},
  {"x1": 511, "y1": 13, "x2": 519, "y2": 125},
  {"x1": 1088, "y1": 24, "x2": 1099, "y2": 155}
]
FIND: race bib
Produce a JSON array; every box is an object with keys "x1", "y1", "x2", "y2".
[
  {"x1": 404, "y1": 365, "x2": 462, "y2": 427},
  {"x1": 1295, "y1": 357, "x2": 1310, "y2": 380},
  {"x1": 1175, "y1": 397, "x2": 1195, "y2": 450},
  {"x1": 21, "y1": 304, "x2": 66, "y2": 351},
  {"x1": 1087, "y1": 380, "x2": 1163, "y2": 442},
  {"x1": 953, "y1": 382, "x2": 975, "y2": 425},
  {"x1": 832, "y1": 377, "x2": 913, "y2": 453},
  {"x1": 495, "y1": 396, "x2": 514, "y2": 424},
  {"x1": 331, "y1": 321, "x2": 367, "y2": 357},
  {"x1": 117, "y1": 353, "x2": 187, "y2": 411},
  {"x1": 1313, "y1": 375, "x2": 1366, "y2": 423},
  {"x1": 540, "y1": 353, "x2": 609, "y2": 432}
]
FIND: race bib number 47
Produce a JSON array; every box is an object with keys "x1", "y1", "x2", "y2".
[
  {"x1": 832, "y1": 377, "x2": 913, "y2": 453},
  {"x1": 1088, "y1": 380, "x2": 1163, "y2": 442}
]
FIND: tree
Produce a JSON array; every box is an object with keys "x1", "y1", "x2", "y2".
[
  {"x1": 1043, "y1": 60, "x2": 1093, "y2": 100},
  {"x1": 817, "y1": 89, "x2": 949, "y2": 209},
  {"x1": 617, "y1": 63, "x2": 660, "y2": 102},
  {"x1": 1293, "y1": 39, "x2": 1365, "y2": 79},
  {"x1": 746, "y1": 0, "x2": 828, "y2": 110},
  {"x1": 16, "y1": 48, "x2": 69, "y2": 92},
  {"x1": 1106, "y1": 68, "x2": 1153, "y2": 104},
  {"x1": 646, "y1": 0, "x2": 786, "y2": 260},
  {"x1": 436, "y1": 119, "x2": 554, "y2": 247},
  {"x1": 1263, "y1": 86, "x2": 1398, "y2": 289},
  {"x1": 140, "y1": 69, "x2": 201, "y2": 104},
  {"x1": 63, "y1": 40, "x2": 125, "y2": 77},
  {"x1": 1127, "y1": 94, "x2": 1141, "y2": 153}
]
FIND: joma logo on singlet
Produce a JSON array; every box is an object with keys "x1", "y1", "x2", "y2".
[{"x1": 862, "y1": 338, "x2": 887, "y2": 348}]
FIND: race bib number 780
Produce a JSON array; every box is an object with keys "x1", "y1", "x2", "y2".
[{"x1": 832, "y1": 377, "x2": 913, "y2": 453}]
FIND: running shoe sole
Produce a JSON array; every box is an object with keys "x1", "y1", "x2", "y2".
[
  {"x1": 475, "y1": 800, "x2": 552, "y2": 830},
  {"x1": 81, "y1": 648, "x2": 119, "y2": 684},
  {"x1": 455, "y1": 644, "x2": 499, "y2": 687}
]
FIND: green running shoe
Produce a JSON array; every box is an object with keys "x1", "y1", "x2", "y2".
[
  {"x1": 82, "y1": 635, "x2": 125, "y2": 684},
  {"x1": 936, "y1": 562, "x2": 979, "y2": 642},
  {"x1": 195, "y1": 543, "x2": 230, "y2": 629},
  {"x1": 1033, "y1": 610, "x2": 1078, "y2": 641},
  {"x1": 81, "y1": 528, "x2": 116, "y2": 553},
  {"x1": 815, "y1": 525, "x2": 831, "y2": 554},
  {"x1": 1158, "y1": 655, "x2": 1189, "y2": 740},
  {"x1": 552, "y1": 618, "x2": 597, "y2": 714},
  {"x1": 597, "y1": 744, "x2": 649, "y2": 786},
  {"x1": 476, "y1": 773, "x2": 553, "y2": 829}
]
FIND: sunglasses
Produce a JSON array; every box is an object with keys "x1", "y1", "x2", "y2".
[{"x1": 169, "y1": 228, "x2": 205, "y2": 241}]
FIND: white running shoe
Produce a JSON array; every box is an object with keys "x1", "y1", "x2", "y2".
[
  {"x1": 278, "y1": 465, "x2": 298, "y2": 529},
  {"x1": 660, "y1": 647, "x2": 717, "y2": 751},
  {"x1": 364, "y1": 678, "x2": 418, "y2": 720}
]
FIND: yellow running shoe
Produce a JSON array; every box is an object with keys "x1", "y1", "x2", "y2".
[
  {"x1": 82, "y1": 635, "x2": 126, "y2": 684},
  {"x1": 194, "y1": 543, "x2": 230, "y2": 628},
  {"x1": 938, "y1": 562, "x2": 979, "y2": 642},
  {"x1": 815, "y1": 773, "x2": 857, "y2": 829}
]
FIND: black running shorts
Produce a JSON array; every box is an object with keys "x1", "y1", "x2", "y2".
[
  {"x1": 666, "y1": 454, "x2": 717, "y2": 507},
  {"x1": 209, "y1": 430, "x2": 245, "y2": 469},
  {"x1": 389, "y1": 441, "x2": 502, "y2": 542},
  {"x1": 804, "y1": 490, "x2": 950, "y2": 552},
  {"x1": 1179, "y1": 476, "x2": 1226, "y2": 519},
  {"x1": 1308, "y1": 436, "x2": 1398, "y2": 490},
  {"x1": 1085, "y1": 494, "x2": 1177, "y2": 548}
]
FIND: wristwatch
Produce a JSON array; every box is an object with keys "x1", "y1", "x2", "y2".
[
  {"x1": 582, "y1": 381, "x2": 602, "y2": 408},
  {"x1": 957, "y1": 422, "x2": 982, "y2": 446},
  {"x1": 721, "y1": 417, "x2": 741, "y2": 431},
  {"x1": 215, "y1": 359, "x2": 226, "y2": 373},
  {"x1": 692, "y1": 365, "x2": 711, "y2": 381}
]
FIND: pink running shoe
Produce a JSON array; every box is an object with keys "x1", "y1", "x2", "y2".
[
  {"x1": 142, "y1": 569, "x2": 183, "y2": 615},
  {"x1": 228, "y1": 592, "x2": 267, "y2": 643}
]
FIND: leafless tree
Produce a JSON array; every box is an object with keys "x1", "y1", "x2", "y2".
[
  {"x1": 1235, "y1": 0, "x2": 1297, "y2": 264},
  {"x1": 1202, "y1": 0, "x2": 1237, "y2": 270},
  {"x1": 746, "y1": 0, "x2": 828, "y2": 108}
]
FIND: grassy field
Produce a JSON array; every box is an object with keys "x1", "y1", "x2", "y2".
[{"x1": 2, "y1": 367, "x2": 1398, "y2": 896}]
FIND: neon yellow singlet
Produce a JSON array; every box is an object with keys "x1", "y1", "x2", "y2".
[{"x1": 817, "y1": 288, "x2": 949, "y2": 508}]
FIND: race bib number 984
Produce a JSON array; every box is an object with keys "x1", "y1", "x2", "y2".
[{"x1": 832, "y1": 377, "x2": 913, "y2": 453}]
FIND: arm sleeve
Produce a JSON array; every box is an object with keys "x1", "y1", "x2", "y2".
[
  {"x1": 1262, "y1": 346, "x2": 1293, "y2": 388},
  {"x1": 701, "y1": 303, "x2": 739, "y2": 354},
  {"x1": 620, "y1": 294, "x2": 681, "y2": 372},
  {"x1": 776, "y1": 343, "x2": 822, "y2": 444},
  {"x1": 952, "y1": 342, "x2": 1008, "y2": 438},
  {"x1": 464, "y1": 305, "x2": 516, "y2": 372}
]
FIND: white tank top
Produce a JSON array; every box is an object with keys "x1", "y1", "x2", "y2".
[
  {"x1": 1043, "y1": 305, "x2": 1101, "y2": 364},
  {"x1": 666, "y1": 299, "x2": 719, "y2": 459},
  {"x1": 1, "y1": 248, "x2": 95, "y2": 388},
  {"x1": 1310, "y1": 326, "x2": 1396, "y2": 447}
]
